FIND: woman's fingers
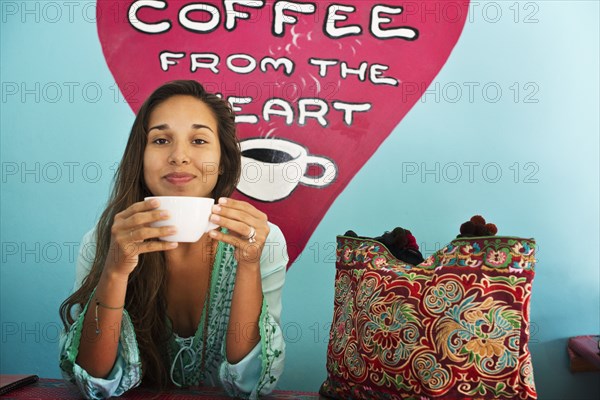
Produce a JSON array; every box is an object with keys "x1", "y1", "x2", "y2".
[
  {"x1": 116, "y1": 198, "x2": 160, "y2": 220},
  {"x1": 114, "y1": 199, "x2": 178, "y2": 243},
  {"x1": 128, "y1": 225, "x2": 177, "y2": 243},
  {"x1": 210, "y1": 212, "x2": 260, "y2": 240},
  {"x1": 211, "y1": 198, "x2": 267, "y2": 236},
  {"x1": 136, "y1": 239, "x2": 178, "y2": 254},
  {"x1": 217, "y1": 197, "x2": 267, "y2": 220},
  {"x1": 209, "y1": 229, "x2": 262, "y2": 262},
  {"x1": 209, "y1": 198, "x2": 270, "y2": 265},
  {"x1": 106, "y1": 198, "x2": 180, "y2": 276},
  {"x1": 108, "y1": 237, "x2": 178, "y2": 270},
  {"x1": 216, "y1": 197, "x2": 251, "y2": 209},
  {"x1": 126, "y1": 209, "x2": 169, "y2": 229}
]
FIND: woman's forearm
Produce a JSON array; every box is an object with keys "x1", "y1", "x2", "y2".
[
  {"x1": 226, "y1": 262, "x2": 262, "y2": 363},
  {"x1": 75, "y1": 269, "x2": 128, "y2": 378}
]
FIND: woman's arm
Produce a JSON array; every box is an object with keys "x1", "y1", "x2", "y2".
[
  {"x1": 226, "y1": 259, "x2": 263, "y2": 363},
  {"x1": 75, "y1": 199, "x2": 179, "y2": 378},
  {"x1": 219, "y1": 226, "x2": 287, "y2": 398},
  {"x1": 59, "y1": 230, "x2": 142, "y2": 400},
  {"x1": 225, "y1": 229, "x2": 287, "y2": 362},
  {"x1": 75, "y1": 270, "x2": 129, "y2": 377},
  {"x1": 208, "y1": 197, "x2": 272, "y2": 362},
  {"x1": 208, "y1": 205, "x2": 288, "y2": 398}
]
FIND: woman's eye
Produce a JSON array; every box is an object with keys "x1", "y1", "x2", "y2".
[
  {"x1": 192, "y1": 139, "x2": 207, "y2": 145},
  {"x1": 152, "y1": 138, "x2": 169, "y2": 145}
]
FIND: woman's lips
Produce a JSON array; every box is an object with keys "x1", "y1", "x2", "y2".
[{"x1": 164, "y1": 173, "x2": 195, "y2": 185}]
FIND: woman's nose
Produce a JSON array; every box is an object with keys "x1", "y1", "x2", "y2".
[{"x1": 168, "y1": 143, "x2": 190, "y2": 165}]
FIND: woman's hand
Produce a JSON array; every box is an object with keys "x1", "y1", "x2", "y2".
[
  {"x1": 105, "y1": 198, "x2": 178, "y2": 278},
  {"x1": 208, "y1": 197, "x2": 269, "y2": 266}
]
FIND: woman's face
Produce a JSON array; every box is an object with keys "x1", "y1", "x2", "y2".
[{"x1": 143, "y1": 95, "x2": 221, "y2": 198}]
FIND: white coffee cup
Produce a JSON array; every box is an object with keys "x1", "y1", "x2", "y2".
[
  {"x1": 237, "y1": 138, "x2": 337, "y2": 202},
  {"x1": 145, "y1": 196, "x2": 218, "y2": 242}
]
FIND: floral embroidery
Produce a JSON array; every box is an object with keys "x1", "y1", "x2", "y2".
[
  {"x1": 320, "y1": 235, "x2": 537, "y2": 400},
  {"x1": 486, "y1": 249, "x2": 509, "y2": 267}
]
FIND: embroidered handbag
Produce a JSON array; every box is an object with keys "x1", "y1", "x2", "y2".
[{"x1": 320, "y1": 235, "x2": 537, "y2": 399}]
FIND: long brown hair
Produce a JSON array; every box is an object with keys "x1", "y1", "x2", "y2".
[{"x1": 59, "y1": 80, "x2": 241, "y2": 388}]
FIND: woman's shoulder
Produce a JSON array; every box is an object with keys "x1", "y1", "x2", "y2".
[
  {"x1": 72, "y1": 226, "x2": 99, "y2": 291},
  {"x1": 81, "y1": 227, "x2": 97, "y2": 244},
  {"x1": 260, "y1": 222, "x2": 289, "y2": 271},
  {"x1": 265, "y1": 221, "x2": 286, "y2": 244},
  {"x1": 79, "y1": 227, "x2": 98, "y2": 259}
]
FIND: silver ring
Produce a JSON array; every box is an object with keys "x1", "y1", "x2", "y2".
[{"x1": 246, "y1": 226, "x2": 256, "y2": 243}]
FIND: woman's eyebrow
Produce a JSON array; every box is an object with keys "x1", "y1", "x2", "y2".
[
  {"x1": 192, "y1": 123, "x2": 214, "y2": 132},
  {"x1": 147, "y1": 123, "x2": 214, "y2": 132},
  {"x1": 148, "y1": 123, "x2": 168, "y2": 132}
]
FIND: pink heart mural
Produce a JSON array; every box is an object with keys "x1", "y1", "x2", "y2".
[{"x1": 97, "y1": 0, "x2": 469, "y2": 266}]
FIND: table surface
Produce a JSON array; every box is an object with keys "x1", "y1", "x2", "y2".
[{"x1": 1, "y1": 378, "x2": 325, "y2": 399}]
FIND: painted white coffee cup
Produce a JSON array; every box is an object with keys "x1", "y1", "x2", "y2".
[
  {"x1": 145, "y1": 196, "x2": 218, "y2": 242},
  {"x1": 237, "y1": 138, "x2": 337, "y2": 202}
]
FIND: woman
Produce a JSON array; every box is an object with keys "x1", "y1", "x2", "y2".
[{"x1": 59, "y1": 80, "x2": 287, "y2": 400}]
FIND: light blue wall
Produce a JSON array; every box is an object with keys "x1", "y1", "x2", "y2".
[{"x1": 1, "y1": 1, "x2": 598, "y2": 399}]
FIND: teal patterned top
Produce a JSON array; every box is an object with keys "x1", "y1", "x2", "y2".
[{"x1": 59, "y1": 223, "x2": 288, "y2": 400}]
